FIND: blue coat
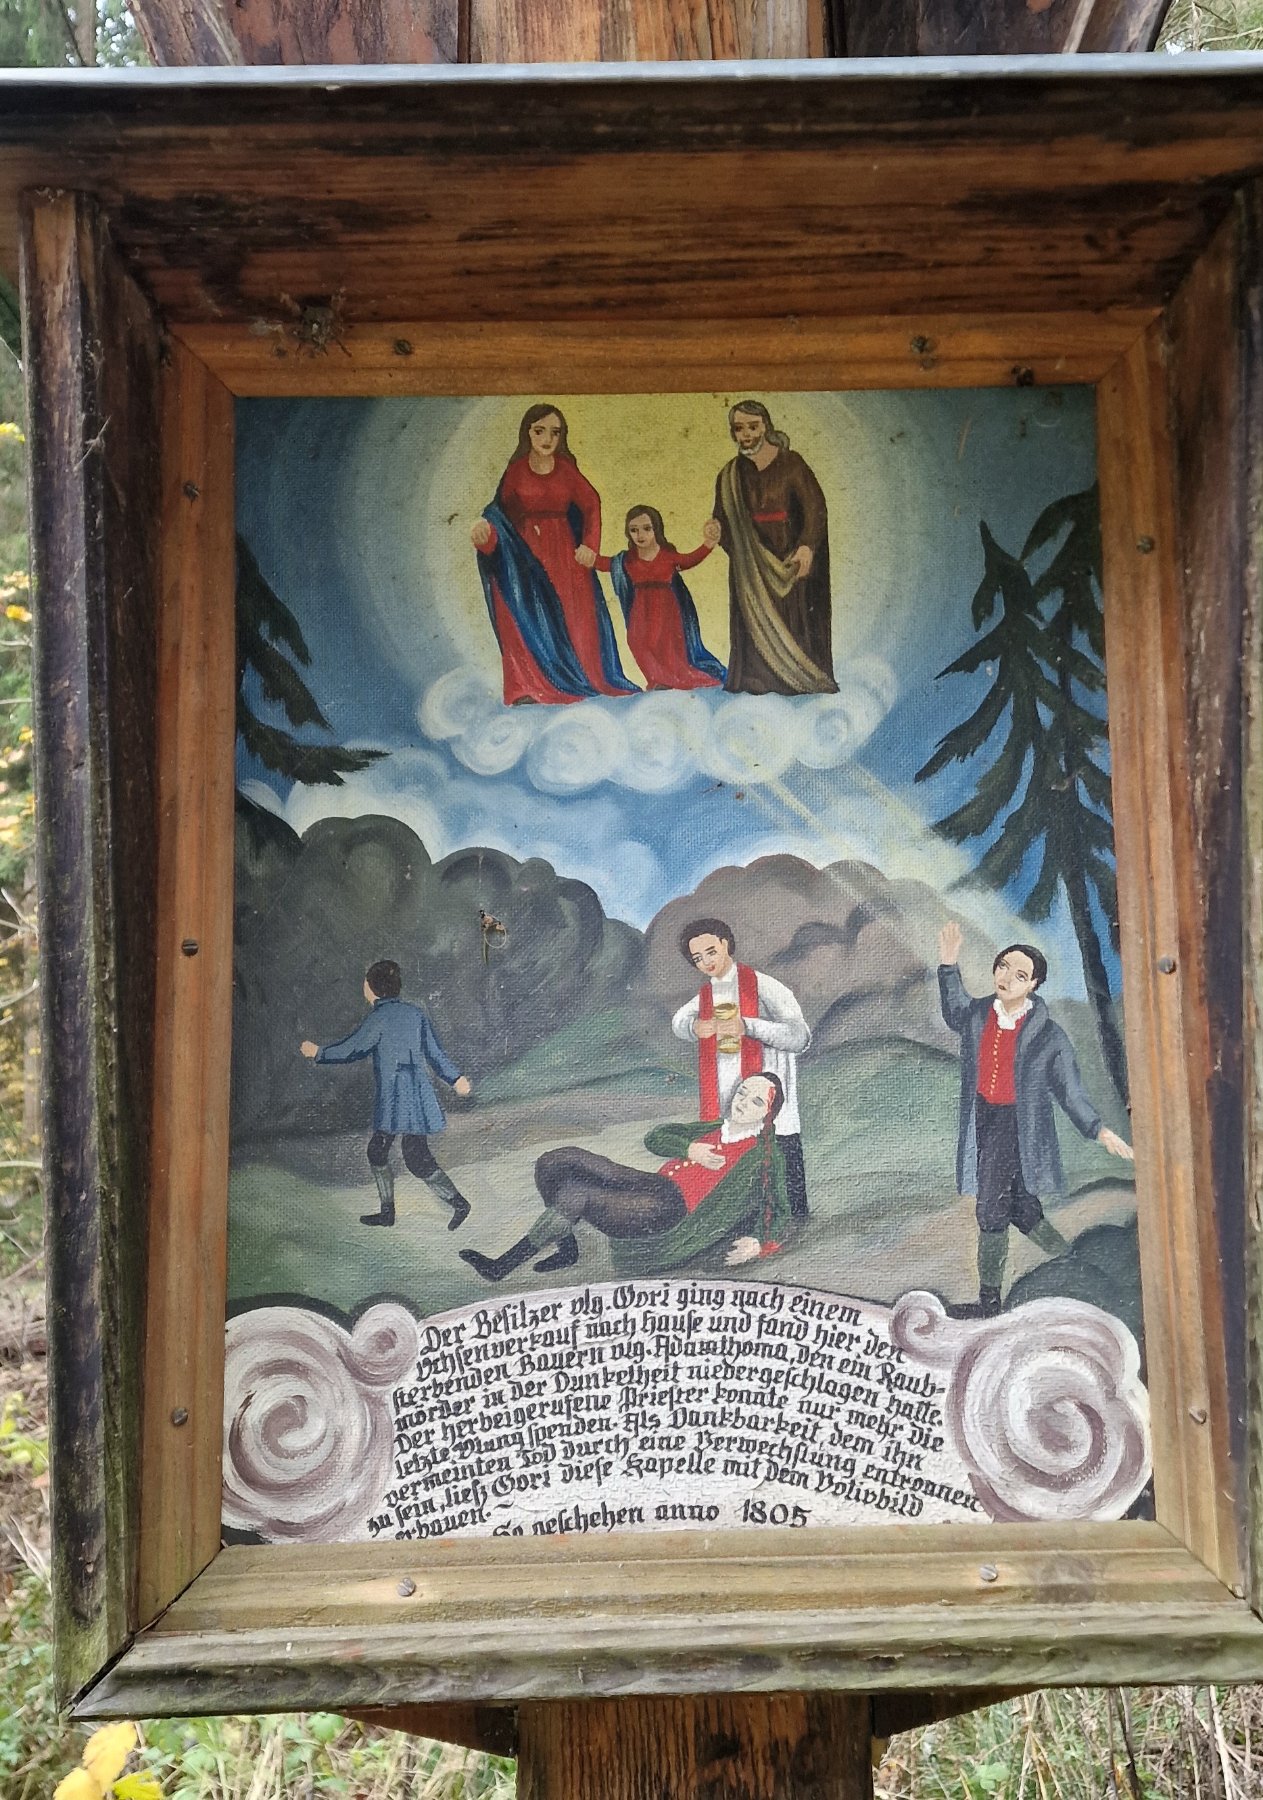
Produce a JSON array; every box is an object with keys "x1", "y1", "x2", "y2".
[
  {"x1": 316, "y1": 997, "x2": 461, "y2": 1136},
  {"x1": 938, "y1": 965, "x2": 1102, "y2": 1198}
]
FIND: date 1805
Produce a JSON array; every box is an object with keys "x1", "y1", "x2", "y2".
[{"x1": 740, "y1": 1500, "x2": 810, "y2": 1527}]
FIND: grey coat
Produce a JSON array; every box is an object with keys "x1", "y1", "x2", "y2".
[
  {"x1": 316, "y1": 996, "x2": 460, "y2": 1136},
  {"x1": 938, "y1": 965, "x2": 1102, "y2": 1198}
]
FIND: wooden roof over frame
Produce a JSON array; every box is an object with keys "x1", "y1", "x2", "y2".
[{"x1": 2, "y1": 56, "x2": 1263, "y2": 325}]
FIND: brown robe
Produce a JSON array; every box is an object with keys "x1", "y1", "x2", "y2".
[{"x1": 712, "y1": 447, "x2": 836, "y2": 696}]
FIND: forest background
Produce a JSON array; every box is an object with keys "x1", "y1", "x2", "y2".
[{"x1": 1, "y1": 5, "x2": 1261, "y2": 1795}]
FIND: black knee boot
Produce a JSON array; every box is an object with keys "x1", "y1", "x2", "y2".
[
  {"x1": 533, "y1": 1233, "x2": 578, "y2": 1274},
  {"x1": 426, "y1": 1167, "x2": 470, "y2": 1231},
  {"x1": 459, "y1": 1236, "x2": 537, "y2": 1283},
  {"x1": 361, "y1": 1164, "x2": 395, "y2": 1227}
]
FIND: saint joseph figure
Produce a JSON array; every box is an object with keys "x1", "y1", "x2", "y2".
[{"x1": 711, "y1": 400, "x2": 838, "y2": 696}]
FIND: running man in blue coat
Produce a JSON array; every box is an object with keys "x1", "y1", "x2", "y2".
[
  {"x1": 937, "y1": 921, "x2": 1133, "y2": 1316},
  {"x1": 301, "y1": 959, "x2": 473, "y2": 1230}
]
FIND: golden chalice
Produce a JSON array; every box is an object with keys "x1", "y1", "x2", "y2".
[{"x1": 713, "y1": 1000, "x2": 742, "y2": 1054}]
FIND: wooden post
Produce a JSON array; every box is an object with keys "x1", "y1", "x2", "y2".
[
  {"x1": 21, "y1": 189, "x2": 164, "y2": 1700},
  {"x1": 517, "y1": 1696, "x2": 874, "y2": 1800}
]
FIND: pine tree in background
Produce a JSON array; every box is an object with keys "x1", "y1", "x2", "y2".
[
  {"x1": 236, "y1": 533, "x2": 384, "y2": 791},
  {"x1": 0, "y1": 0, "x2": 144, "y2": 66},
  {"x1": 916, "y1": 486, "x2": 1127, "y2": 1109}
]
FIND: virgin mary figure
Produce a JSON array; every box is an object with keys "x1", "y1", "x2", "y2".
[{"x1": 470, "y1": 403, "x2": 638, "y2": 705}]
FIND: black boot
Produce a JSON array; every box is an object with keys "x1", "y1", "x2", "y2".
[
  {"x1": 426, "y1": 1168, "x2": 470, "y2": 1232},
  {"x1": 946, "y1": 1285, "x2": 1002, "y2": 1320},
  {"x1": 459, "y1": 1235, "x2": 537, "y2": 1283},
  {"x1": 533, "y1": 1233, "x2": 579, "y2": 1274},
  {"x1": 360, "y1": 1165, "x2": 396, "y2": 1228}
]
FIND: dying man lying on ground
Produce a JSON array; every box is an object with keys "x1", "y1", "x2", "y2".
[{"x1": 459, "y1": 1071, "x2": 794, "y2": 1284}]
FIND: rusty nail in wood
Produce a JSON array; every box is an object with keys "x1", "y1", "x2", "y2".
[
  {"x1": 1156, "y1": 956, "x2": 1176, "y2": 974},
  {"x1": 171, "y1": 1407, "x2": 189, "y2": 1427},
  {"x1": 393, "y1": 338, "x2": 415, "y2": 357},
  {"x1": 1189, "y1": 1406, "x2": 1208, "y2": 1424},
  {"x1": 978, "y1": 1564, "x2": 999, "y2": 1583},
  {"x1": 1136, "y1": 536, "x2": 1155, "y2": 554},
  {"x1": 1011, "y1": 366, "x2": 1035, "y2": 388},
  {"x1": 183, "y1": 481, "x2": 200, "y2": 501},
  {"x1": 909, "y1": 334, "x2": 934, "y2": 355},
  {"x1": 397, "y1": 1577, "x2": 417, "y2": 1597},
  {"x1": 181, "y1": 939, "x2": 199, "y2": 956}
]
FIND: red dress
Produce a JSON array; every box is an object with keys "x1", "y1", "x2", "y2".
[
  {"x1": 595, "y1": 543, "x2": 720, "y2": 690},
  {"x1": 479, "y1": 457, "x2": 630, "y2": 706}
]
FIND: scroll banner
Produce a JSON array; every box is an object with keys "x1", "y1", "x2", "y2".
[{"x1": 223, "y1": 1280, "x2": 1151, "y2": 1543}]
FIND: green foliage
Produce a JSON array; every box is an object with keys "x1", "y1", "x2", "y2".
[
  {"x1": 0, "y1": 1392, "x2": 49, "y2": 1474},
  {"x1": 0, "y1": 0, "x2": 144, "y2": 68},
  {"x1": 0, "y1": 1569, "x2": 73, "y2": 1800},
  {"x1": 1161, "y1": 0, "x2": 1263, "y2": 46}
]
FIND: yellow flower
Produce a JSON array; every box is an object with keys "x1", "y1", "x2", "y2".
[
  {"x1": 53, "y1": 1771, "x2": 103, "y2": 1800},
  {"x1": 17, "y1": 727, "x2": 31, "y2": 744},
  {"x1": 5, "y1": 604, "x2": 30, "y2": 623},
  {"x1": 0, "y1": 422, "x2": 24, "y2": 443},
  {"x1": 113, "y1": 1777, "x2": 163, "y2": 1800},
  {"x1": 6, "y1": 569, "x2": 29, "y2": 589},
  {"x1": 82, "y1": 1723, "x2": 137, "y2": 1789}
]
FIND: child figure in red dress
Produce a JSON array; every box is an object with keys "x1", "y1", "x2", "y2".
[
  {"x1": 598, "y1": 506, "x2": 727, "y2": 691},
  {"x1": 471, "y1": 404, "x2": 638, "y2": 706}
]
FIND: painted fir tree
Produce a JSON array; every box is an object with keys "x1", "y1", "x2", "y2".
[
  {"x1": 916, "y1": 485, "x2": 1127, "y2": 1108},
  {"x1": 236, "y1": 534, "x2": 383, "y2": 789}
]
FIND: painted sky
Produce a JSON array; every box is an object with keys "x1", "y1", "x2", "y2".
[{"x1": 236, "y1": 386, "x2": 1103, "y2": 997}]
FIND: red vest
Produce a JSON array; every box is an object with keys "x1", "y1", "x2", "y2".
[
  {"x1": 977, "y1": 1007, "x2": 1026, "y2": 1105},
  {"x1": 659, "y1": 1130, "x2": 756, "y2": 1213},
  {"x1": 697, "y1": 963, "x2": 763, "y2": 1120}
]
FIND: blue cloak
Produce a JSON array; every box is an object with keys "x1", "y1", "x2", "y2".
[
  {"x1": 477, "y1": 499, "x2": 637, "y2": 699},
  {"x1": 608, "y1": 551, "x2": 727, "y2": 685}
]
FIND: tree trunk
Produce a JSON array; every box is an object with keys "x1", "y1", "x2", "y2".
[{"x1": 1064, "y1": 859, "x2": 1131, "y2": 1112}]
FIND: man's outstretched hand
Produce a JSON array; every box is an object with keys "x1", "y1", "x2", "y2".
[
  {"x1": 938, "y1": 920, "x2": 963, "y2": 966},
  {"x1": 300, "y1": 1040, "x2": 319, "y2": 1059},
  {"x1": 1099, "y1": 1127, "x2": 1134, "y2": 1161}
]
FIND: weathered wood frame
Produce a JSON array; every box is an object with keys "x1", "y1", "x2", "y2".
[{"x1": 17, "y1": 68, "x2": 1263, "y2": 1723}]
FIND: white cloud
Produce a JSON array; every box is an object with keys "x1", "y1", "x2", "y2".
[{"x1": 414, "y1": 658, "x2": 897, "y2": 798}]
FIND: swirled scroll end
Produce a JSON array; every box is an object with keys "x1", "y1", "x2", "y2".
[
  {"x1": 889, "y1": 1289, "x2": 959, "y2": 1367},
  {"x1": 893, "y1": 1292, "x2": 1151, "y2": 1523},
  {"x1": 221, "y1": 1301, "x2": 419, "y2": 1543}
]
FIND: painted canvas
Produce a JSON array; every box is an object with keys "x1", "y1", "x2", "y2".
[{"x1": 224, "y1": 387, "x2": 1150, "y2": 1548}]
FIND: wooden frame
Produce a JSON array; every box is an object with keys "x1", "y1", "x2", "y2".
[{"x1": 11, "y1": 59, "x2": 1263, "y2": 1720}]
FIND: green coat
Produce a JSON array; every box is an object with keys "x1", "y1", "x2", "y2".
[{"x1": 603, "y1": 1121, "x2": 792, "y2": 1277}]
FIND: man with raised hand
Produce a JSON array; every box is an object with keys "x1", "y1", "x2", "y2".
[{"x1": 937, "y1": 920, "x2": 1133, "y2": 1318}]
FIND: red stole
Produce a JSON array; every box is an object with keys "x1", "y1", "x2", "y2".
[{"x1": 698, "y1": 963, "x2": 763, "y2": 1120}]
